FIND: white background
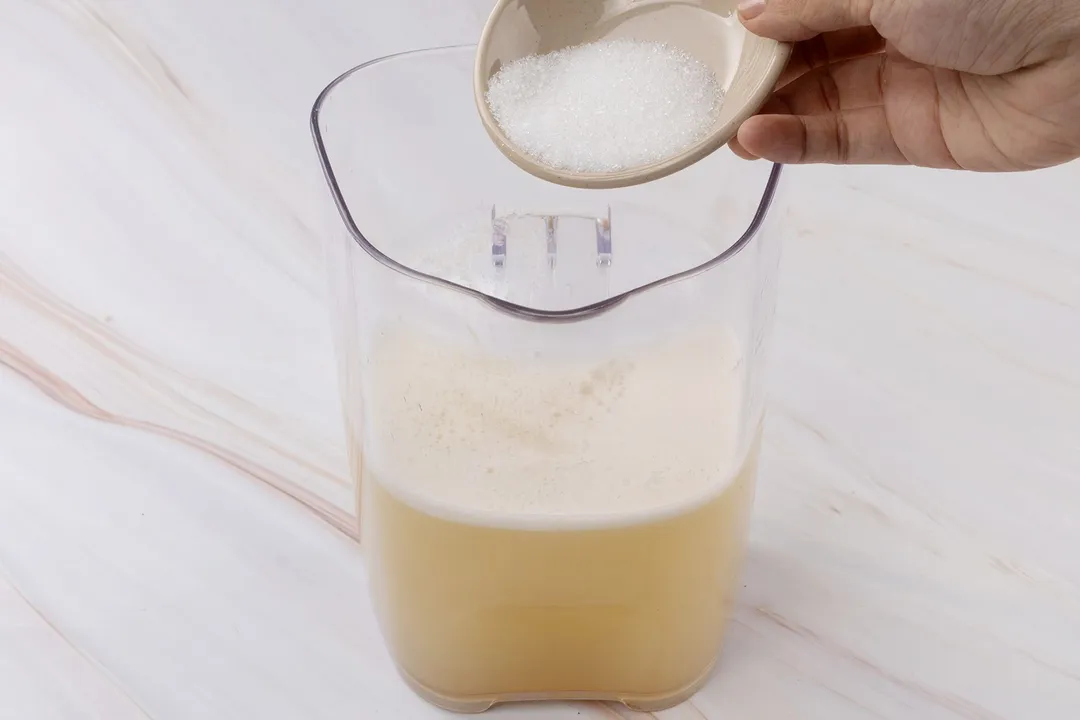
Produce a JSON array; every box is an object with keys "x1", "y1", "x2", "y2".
[{"x1": 1, "y1": 1, "x2": 1078, "y2": 718}]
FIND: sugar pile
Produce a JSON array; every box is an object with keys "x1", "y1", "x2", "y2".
[{"x1": 486, "y1": 38, "x2": 723, "y2": 174}]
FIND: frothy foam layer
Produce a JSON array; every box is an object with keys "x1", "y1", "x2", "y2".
[
  {"x1": 486, "y1": 39, "x2": 723, "y2": 173},
  {"x1": 364, "y1": 325, "x2": 746, "y2": 529}
]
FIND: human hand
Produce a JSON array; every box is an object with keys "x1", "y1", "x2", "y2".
[{"x1": 731, "y1": 0, "x2": 1080, "y2": 170}]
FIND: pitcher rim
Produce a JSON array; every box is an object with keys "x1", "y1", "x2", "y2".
[{"x1": 310, "y1": 45, "x2": 783, "y2": 324}]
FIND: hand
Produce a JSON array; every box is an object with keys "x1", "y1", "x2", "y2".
[{"x1": 731, "y1": 0, "x2": 1080, "y2": 170}]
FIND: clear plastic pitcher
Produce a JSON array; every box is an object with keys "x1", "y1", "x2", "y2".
[{"x1": 311, "y1": 45, "x2": 785, "y2": 713}]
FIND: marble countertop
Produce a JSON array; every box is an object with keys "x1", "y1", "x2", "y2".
[{"x1": 2, "y1": 1, "x2": 1079, "y2": 718}]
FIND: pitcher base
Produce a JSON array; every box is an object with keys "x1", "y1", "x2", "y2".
[{"x1": 397, "y1": 658, "x2": 717, "y2": 714}]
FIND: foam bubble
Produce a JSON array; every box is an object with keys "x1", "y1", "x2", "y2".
[
  {"x1": 486, "y1": 38, "x2": 723, "y2": 174},
  {"x1": 363, "y1": 325, "x2": 746, "y2": 529}
]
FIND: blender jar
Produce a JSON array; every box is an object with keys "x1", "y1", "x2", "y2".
[{"x1": 312, "y1": 46, "x2": 784, "y2": 713}]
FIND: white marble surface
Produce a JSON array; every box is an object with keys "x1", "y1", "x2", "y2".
[{"x1": 2, "y1": 1, "x2": 1079, "y2": 718}]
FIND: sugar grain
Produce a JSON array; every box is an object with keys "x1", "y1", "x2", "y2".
[{"x1": 486, "y1": 39, "x2": 723, "y2": 174}]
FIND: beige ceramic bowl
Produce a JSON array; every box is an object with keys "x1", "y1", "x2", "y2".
[{"x1": 475, "y1": 0, "x2": 791, "y2": 189}]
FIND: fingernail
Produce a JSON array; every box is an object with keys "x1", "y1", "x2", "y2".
[{"x1": 737, "y1": 0, "x2": 766, "y2": 20}]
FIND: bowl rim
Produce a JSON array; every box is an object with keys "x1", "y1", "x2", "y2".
[{"x1": 473, "y1": 0, "x2": 792, "y2": 189}]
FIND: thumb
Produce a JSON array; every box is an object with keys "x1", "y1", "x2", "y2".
[{"x1": 738, "y1": 0, "x2": 876, "y2": 42}]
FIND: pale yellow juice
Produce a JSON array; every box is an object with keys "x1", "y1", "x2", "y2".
[{"x1": 359, "y1": 325, "x2": 758, "y2": 710}]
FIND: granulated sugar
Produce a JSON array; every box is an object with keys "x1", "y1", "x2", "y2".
[{"x1": 486, "y1": 39, "x2": 723, "y2": 174}]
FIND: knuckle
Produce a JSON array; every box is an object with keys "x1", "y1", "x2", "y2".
[
  {"x1": 818, "y1": 70, "x2": 843, "y2": 113},
  {"x1": 834, "y1": 113, "x2": 851, "y2": 162}
]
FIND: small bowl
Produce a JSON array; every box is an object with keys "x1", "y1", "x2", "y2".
[{"x1": 475, "y1": 0, "x2": 791, "y2": 189}]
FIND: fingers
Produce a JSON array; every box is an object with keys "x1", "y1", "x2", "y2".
[
  {"x1": 773, "y1": 53, "x2": 887, "y2": 115},
  {"x1": 729, "y1": 136, "x2": 758, "y2": 160},
  {"x1": 738, "y1": 0, "x2": 876, "y2": 42},
  {"x1": 778, "y1": 27, "x2": 885, "y2": 87},
  {"x1": 735, "y1": 107, "x2": 907, "y2": 164},
  {"x1": 731, "y1": 51, "x2": 905, "y2": 165}
]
